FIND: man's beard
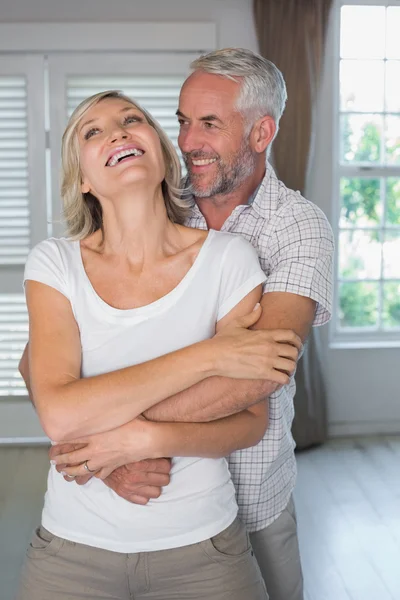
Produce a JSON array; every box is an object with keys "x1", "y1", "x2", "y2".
[{"x1": 183, "y1": 142, "x2": 257, "y2": 199}]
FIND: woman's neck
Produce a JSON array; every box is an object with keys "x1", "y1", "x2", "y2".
[{"x1": 87, "y1": 186, "x2": 180, "y2": 263}]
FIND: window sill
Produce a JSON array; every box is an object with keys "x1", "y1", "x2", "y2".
[{"x1": 330, "y1": 340, "x2": 400, "y2": 349}]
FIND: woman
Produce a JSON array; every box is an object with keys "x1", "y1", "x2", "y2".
[{"x1": 16, "y1": 91, "x2": 297, "y2": 600}]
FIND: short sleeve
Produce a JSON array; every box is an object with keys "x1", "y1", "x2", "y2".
[
  {"x1": 217, "y1": 235, "x2": 266, "y2": 322},
  {"x1": 263, "y1": 199, "x2": 334, "y2": 326},
  {"x1": 24, "y1": 239, "x2": 70, "y2": 300}
]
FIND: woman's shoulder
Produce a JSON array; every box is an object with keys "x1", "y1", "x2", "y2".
[
  {"x1": 25, "y1": 237, "x2": 79, "y2": 276},
  {"x1": 28, "y1": 236, "x2": 77, "y2": 258}
]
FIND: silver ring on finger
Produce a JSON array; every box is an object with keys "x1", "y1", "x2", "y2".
[{"x1": 84, "y1": 460, "x2": 96, "y2": 473}]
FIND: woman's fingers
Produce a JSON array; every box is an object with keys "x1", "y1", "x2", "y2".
[
  {"x1": 52, "y1": 446, "x2": 89, "y2": 467},
  {"x1": 58, "y1": 462, "x2": 99, "y2": 478},
  {"x1": 271, "y1": 329, "x2": 303, "y2": 351}
]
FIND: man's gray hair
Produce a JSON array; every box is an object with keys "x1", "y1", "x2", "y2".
[{"x1": 190, "y1": 48, "x2": 287, "y2": 138}]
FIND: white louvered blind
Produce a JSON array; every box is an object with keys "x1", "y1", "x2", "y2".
[
  {"x1": 0, "y1": 56, "x2": 46, "y2": 400},
  {"x1": 67, "y1": 75, "x2": 185, "y2": 160},
  {"x1": 0, "y1": 76, "x2": 30, "y2": 396},
  {"x1": 0, "y1": 76, "x2": 30, "y2": 265},
  {"x1": 0, "y1": 295, "x2": 28, "y2": 396}
]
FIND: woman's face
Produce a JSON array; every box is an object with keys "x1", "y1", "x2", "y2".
[{"x1": 77, "y1": 97, "x2": 166, "y2": 199}]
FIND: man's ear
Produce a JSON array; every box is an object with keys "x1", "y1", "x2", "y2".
[{"x1": 250, "y1": 116, "x2": 276, "y2": 154}]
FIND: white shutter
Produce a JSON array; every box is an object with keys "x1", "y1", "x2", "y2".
[
  {"x1": 0, "y1": 56, "x2": 47, "y2": 399},
  {"x1": 48, "y1": 53, "x2": 198, "y2": 235},
  {"x1": 0, "y1": 75, "x2": 30, "y2": 265}
]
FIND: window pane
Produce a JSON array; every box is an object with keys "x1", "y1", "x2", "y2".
[
  {"x1": 340, "y1": 6, "x2": 385, "y2": 59},
  {"x1": 339, "y1": 282, "x2": 379, "y2": 328},
  {"x1": 385, "y1": 61, "x2": 400, "y2": 112},
  {"x1": 341, "y1": 114, "x2": 382, "y2": 163},
  {"x1": 383, "y1": 282, "x2": 400, "y2": 328},
  {"x1": 386, "y1": 7, "x2": 400, "y2": 59},
  {"x1": 385, "y1": 116, "x2": 400, "y2": 165},
  {"x1": 386, "y1": 178, "x2": 400, "y2": 225},
  {"x1": 383, "y1": 232, "x2": 400, "y2": 279},
  {"x1": 340, "y1": 177, "x2": 381, "y2": 227},
  {"x1": 339, "y1": 230, "x2": 381, "y2": 280},
  {"x1": 340, "y1": 60, "x2": 384, "y2": 112}
]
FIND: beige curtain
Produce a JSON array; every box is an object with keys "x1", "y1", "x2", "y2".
[{"x1": 253, "y1": 0, "x2": 333, "y2": 449}]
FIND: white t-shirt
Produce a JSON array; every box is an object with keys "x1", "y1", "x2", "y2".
[{"x1": 24, "y1": 229, "x2": 266, "y2": 553}]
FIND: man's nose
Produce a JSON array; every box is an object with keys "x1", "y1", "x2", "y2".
[{"x1": 179, "y1": 126, "x2": 204, "y2": 154}]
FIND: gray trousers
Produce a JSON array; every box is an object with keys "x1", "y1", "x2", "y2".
[
  {"x1": 15, "y1": 517, "x2": 267, "y2": 600},
  {"x1": 250, "y1": 496, "x2": 304, "y2": 600}
]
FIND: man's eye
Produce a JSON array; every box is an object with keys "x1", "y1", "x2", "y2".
[
  {"x1": 204, "y1": 122, "x2": 215, "y2": 129},
  {"x1": 178, "y1": 119, "x2": 187, "y2": 127},
  {"x1": 84, "y1": 128, "x2": 100, "y2": 140}
]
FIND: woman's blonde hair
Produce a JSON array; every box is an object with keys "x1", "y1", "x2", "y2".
[{"x1": 61, "y1": 90, "x2": 189, "y2": 239}]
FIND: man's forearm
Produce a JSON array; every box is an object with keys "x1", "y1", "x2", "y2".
[
  {"x1": 150, "y1": 402, "x2": 268, "y2": 458},
  {"x1": 144, "y1": 376, "x2": 277, "y2": 423}
]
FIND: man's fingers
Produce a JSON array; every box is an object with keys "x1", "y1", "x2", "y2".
[
  {"x1": 126, "y1": 458, "x2": 172, "y2": 474},
  {"x1": 75, "y1": 474, "x2": 92, "y2": 485},
  {"x1": 124, "y1": 486, "x2": 162, "y2": 504},
  {"x1": 127, "y1": 495, "x2": 150, "y2": 505}
]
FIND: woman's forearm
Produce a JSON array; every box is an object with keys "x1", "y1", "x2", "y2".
[
  {"x1": 34, "y1": 340, "x2": 216, "y2": 442},
  {"x1": 147, "y1": 403, "x2": 269, "y2": 459}
]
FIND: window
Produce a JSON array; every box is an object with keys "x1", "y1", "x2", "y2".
[
  {"x1": 0, "y1": 50, "x2": 202, "y2": 399},
  {"x1": 335, "y1": 2, "x2": 400, "y2": 342}
]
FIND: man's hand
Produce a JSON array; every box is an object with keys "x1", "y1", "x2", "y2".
[{"x1": 103, "y1": 459, "x2": 172, "y2": 505}]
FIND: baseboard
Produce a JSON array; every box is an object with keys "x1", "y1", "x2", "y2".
[{"x1": 328, "y1": 420, "x2": 400, "y2": 437}]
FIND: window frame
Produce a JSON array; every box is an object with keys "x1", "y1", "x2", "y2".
[{"x1": 331, "y1": 0, "x2": 400, "y2": 347}]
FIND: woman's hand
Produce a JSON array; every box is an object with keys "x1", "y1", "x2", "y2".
[
  {"x1": 211, "y1": 305, "x2": 302, "y2": 385},
  {"x1": 49, "y1": 418, "x2": 157, "y2": 480}
]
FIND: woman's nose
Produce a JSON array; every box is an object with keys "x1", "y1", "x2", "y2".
[{"x1": 110, "y1": 127, "x2": 129, "y2": 144}]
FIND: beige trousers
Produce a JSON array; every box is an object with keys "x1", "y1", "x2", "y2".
[{"x1": 15, "y1": 517, "x2": 267, "y2": 600}]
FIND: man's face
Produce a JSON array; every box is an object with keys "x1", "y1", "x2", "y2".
[{"x1": 177, "y1": 71, "x2": 257, "y2": 199}]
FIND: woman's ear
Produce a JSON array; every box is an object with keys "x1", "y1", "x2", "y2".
[
  {"x1": 81, "y1": 180, "x2": 91, "y2": 194},
  {"x1": 250, "y1": 116, "x2": 276, "y2": 154}
]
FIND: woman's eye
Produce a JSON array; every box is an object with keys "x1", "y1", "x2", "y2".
[
  {"x1": 84, "y1": 128, "x2": 100, "y2": 140},
  {"x1": 124, "y1": 115, "x2": 141, "y2": 125}
]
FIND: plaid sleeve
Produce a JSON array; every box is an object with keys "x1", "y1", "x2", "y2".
[{"x1": 262, "y1": 197, "x2": 334, "y2": 326}]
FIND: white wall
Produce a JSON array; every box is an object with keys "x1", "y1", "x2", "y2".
[{"x1": 0, "y1": 0, "x2": 258, "y2": 51}]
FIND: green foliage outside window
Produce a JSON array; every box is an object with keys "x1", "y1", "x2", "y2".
[{"x1": 339, "y1": 118, "x2": 400, "y2": 328}]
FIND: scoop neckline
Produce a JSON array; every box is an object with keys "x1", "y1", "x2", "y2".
[{"x1": 74, "y1": 229, "x2": 215, "y2": 317}]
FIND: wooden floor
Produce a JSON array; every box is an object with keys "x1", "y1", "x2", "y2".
[{"x1": 0, "y1": 437, "x2": 399, "y2": 600}]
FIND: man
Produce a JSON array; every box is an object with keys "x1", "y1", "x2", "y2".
[{"x1": 20, "y1": 48, "x2": 334, "y2": 600}]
